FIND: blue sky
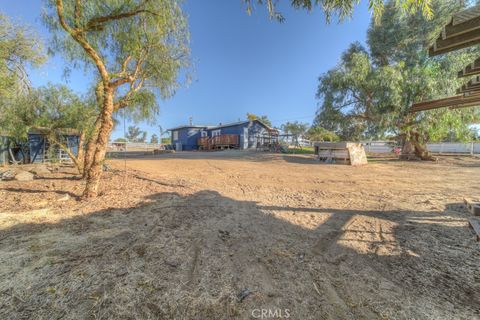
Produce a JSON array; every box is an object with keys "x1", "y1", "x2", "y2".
[{"x1": 1, "y1": 0, "x2": 372, "y2": 140}]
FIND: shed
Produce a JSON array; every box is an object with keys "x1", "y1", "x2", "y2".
[
  {"x1": 28, "y1": 128, "x2": 80, "y2": 163},
  {"x1": 314, "y1": 142, "x2": 367, "y2": 166}
]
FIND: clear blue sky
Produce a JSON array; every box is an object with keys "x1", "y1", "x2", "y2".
[{"x1": 1, "y1": 0, "x2": 372, "y2": 140}]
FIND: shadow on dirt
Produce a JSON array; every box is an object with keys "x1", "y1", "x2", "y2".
[{"x1": 0, "y1": 190, "x2": 478, "y2": 319}]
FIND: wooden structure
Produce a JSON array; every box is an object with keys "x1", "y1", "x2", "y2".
[
  {"x1": 414, "y1": 6, "x2": 480, "y2": 241},
  {"x1": 429, "y1": 5, "x2": 480, "y2": 56},
  {"x1": 255, "y1": 127, "x2": 280, "y2": 152},
  {"x1": 314, "y1": 142, "x2": 368, "y2": 166},
  {"x1": 197, "y1": 134, "x2": 239, "y2": 150},
  {"x1": 411, "y1": 5, "x2": 480, "y2": 112},
  {"x1": 464, "y1": 198, "x2": 480, "y2": 241}
]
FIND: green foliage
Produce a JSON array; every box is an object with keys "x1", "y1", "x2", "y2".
[
  {"x1": 244, "y1": 0, "x2": 432, "y2": 23},
  {"x1": 282, "y1": 146, "x2": 315, "y2": 154},
  {"x1": 125, "y1": 125, "x2": 147, "y2": 142},
  {"x1": 114, "y1": 137, "x2": 127, "y2": 143},
  {"x1": 0, "y1": 13, "x2": 45, "y2": 102},
  {"x1": 281, "y1": 121, "x2": 309, "y2": 146},
  {"x1": 246, "y1": 113, "x2": 272, "y2": 127},
  {"x1": 0, "y1": 84, "x2": 95, "y2": 141},
  {"x1": 306, "y1": 126, "x2": 340, "y2": 142},
  {"x1": 161, "y1": 137, "x2": 171, "y2": 144},
  {"x1": 314, "y1": 0, "x2": 480, "y2": 143},
  {"x1": 150, "y1": 134, "x2": 159, "y2": 144},
  {"x1": 281, "y1": 121, "x2": 309, "y2": 136},
  {"x1": 42, "y1": 0, "x2": 191, "y2": 119}
]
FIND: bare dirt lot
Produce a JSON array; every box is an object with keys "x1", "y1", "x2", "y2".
[{"x1": 1, "y1": 151, "x2": 479, "y2": 319}]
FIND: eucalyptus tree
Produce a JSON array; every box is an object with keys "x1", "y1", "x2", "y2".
[
  {"x1": 314, "y1": 0, "x2": 480, "y2": 158},
  {"x1": 150, "y1": 134, "x2": 159, "y2": 144},
  {"x1": 281, "y1": 121, "x2": 309, "y2": 146},
  {"x1": 43, "y1": 0, "x2": 190, "y2": 197},
  {"x1": 246, "y1": 113, "x2": 273, "y2": 126}
]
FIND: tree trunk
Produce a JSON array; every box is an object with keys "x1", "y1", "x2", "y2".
[
  {"x1": 82, "y1": 86, "x2": 115, "y2": 198},
  {"x1": 82, "y1": 116, "x2": 102, "y2": 179},
  {"x1": 401, "y1": 131, "x2": 436, "y2": 161}
]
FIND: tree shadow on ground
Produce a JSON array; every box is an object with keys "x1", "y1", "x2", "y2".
[
  {"x1": 0, "y1": 190, "x2": 478, "y2": 320},
  {"x1": 3, "y1": 187, "x2": 77, "y2": 198}
]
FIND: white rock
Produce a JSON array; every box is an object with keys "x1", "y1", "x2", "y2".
[{"x1": 14, "y1": 170, "x2": 34, "y2": 181}]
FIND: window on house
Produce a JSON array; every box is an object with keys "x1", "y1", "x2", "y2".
[
  {"x1": 173, "y1": 131, "x2": 178, "y2": 140},
  {"x1": 201, "y1": 131, "x2": 207, "y2": 137},
  {"x1": 212, "y1": 130, "x2": 221, "y2": 137}
]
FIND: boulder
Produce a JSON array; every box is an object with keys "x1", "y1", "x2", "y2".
[
  {"x1": 29, "y1": 165, "x2": 51, "y2": 175},
  {"x1": 0, "y1": 169, "x2": 16, "y2": 181},
  {"x1": 14, "y1": 170, "x2": 34, "y2": 181},
  {"x1": 57, "y1": 194, "x2": 70, "y2": 202}
]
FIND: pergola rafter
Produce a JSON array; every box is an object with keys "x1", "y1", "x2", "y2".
[
  {"x1": 430, "y1": 5, "x2": 480, "y2": 56},
  {"x1": 458, "y1": 57, "x2": 480, "y2": 78},
  {"x1": 410, "y1": 94, "x2": 480, "y2": 113},
  {"x1": 410, "y1": 5, "x2": 480, "y2": 113}
]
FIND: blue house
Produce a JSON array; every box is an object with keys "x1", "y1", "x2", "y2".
[{"x1": 169, "y1": 120, "x2": 278, "y2": 151}]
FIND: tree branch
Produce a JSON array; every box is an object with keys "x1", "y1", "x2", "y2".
[
  {"x1": 85, "y1": 1, "x2": 155, "y2": 31},
  {"x1": 56, "y1": 0, "x2": 110, "y2": 82}
]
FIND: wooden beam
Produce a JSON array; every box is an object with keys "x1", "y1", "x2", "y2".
[
  {"x1": 464, "y1": 198, "x2": 480, "y2": 216},
  {"x1": 456, "y1": 79, "x2": 480, "y2": 94},
  {"x1": 429, "y1": 28, "x2": 480, "y2": 56},
  {"x1": 457, "y1": 85, "x2": 480, "y2": 94},
  {"x1": 410, "y1": 94, "x2": 480, "y2": 112},
  {"x1": 458, "y1": 58, "x2": 480, "y2": 78},
  {"x1": 411, "y1": 95, "x2": 463, "y2": 110},
  {"x1": 442, "y1": 15, "x2": 480, "y2": 40},
  {"x1": 452, "y1": 5, "x2": 480, "y2": 25},
  {"x1": 468, "y1": 218, "x2": 480, "y2": 241},
  {"x1": 449, "y1": 101, "x2": 480, "y2": 110}
]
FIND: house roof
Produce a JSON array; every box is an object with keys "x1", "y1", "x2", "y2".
[
  {"x1": 168, "y1": 119, "x2": 277, "y2": 133},
  {"x1": 167, "y1": 125, "x2": 210, "y2": 131}
]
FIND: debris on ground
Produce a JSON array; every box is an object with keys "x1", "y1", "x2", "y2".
[{"x1": 237, "y1": 288, "x2": 252, "y2": 302}]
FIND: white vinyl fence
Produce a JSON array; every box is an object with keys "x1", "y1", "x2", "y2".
[
  {"x1": 108, "y1": 142, "x2": 160, "y2": 151},
  {"x1": 362, "y1": 141, "x2": 480, "y2": 155},
  {"x1": 426, "y1": 142, "x2": 479, "y2": 154}
]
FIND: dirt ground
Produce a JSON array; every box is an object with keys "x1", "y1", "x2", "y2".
[{"x1": 1, "y1": 151, "x2": 479, "y2": 319}]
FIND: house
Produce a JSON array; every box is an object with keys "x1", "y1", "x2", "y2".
[
  {"x1": 28, "y1": 128, "x2": 80, "y2": 163},
  {"x1": 168, "y1": 120, "x2": 278, "y2": 151}
]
